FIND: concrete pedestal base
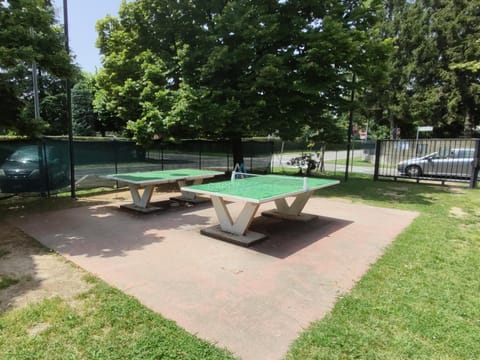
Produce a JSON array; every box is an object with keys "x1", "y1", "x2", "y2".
[
  {"x1": 169, "y1": 195, "x2": 211, "y2": 204},
  {"x1": 261, "y1": 209, "x2": 318, "y2": 222},
  {"x1": 200, "y1": 225, "x2": 266, "y2": 247},
  {"x1": 120, "y1": 198, "x2": 176, "y2": 213},
  {"x1": 120, "y1": 203, "x2": 166, "y2": 213}
]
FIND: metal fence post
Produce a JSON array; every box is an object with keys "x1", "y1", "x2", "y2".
[
  {"x1": 40, "y1": 140, "x2": 50, "y2": 196},
  {"x1": 469, "y1": 139, "x2": 480, "y2": 189},
  {"x1": 373, "y1": 140, "x2": 381, "y2": 181},
  {"x1": 113, "y1": 138, "x2": 118, "y2": 174},
  {"x1": 113, "y1": 138, "x2": 119, "y2": 188},
  {"x1": 161, "y1": 148, "x2": 164, "y2": 170},
  {"x1": 270, "y1": 141, "x2": 274, "y2": 173}
]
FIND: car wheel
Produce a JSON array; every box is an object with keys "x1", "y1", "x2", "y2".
[{"x1": 405, "y1": 165, "x2": 422, "y2": 177}]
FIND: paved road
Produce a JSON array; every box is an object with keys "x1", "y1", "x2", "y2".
[
  {"x1": 272, "y1": 150, "x2": 348, "y2": 167},
  {"x1": 273, "y1": 150, "x2": 374, "y2": 176}
]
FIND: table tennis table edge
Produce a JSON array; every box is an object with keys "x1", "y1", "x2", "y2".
[
  {"x1": 101, "y1": 170, "x2": 224, "y2": 186},
  {"x1": 180, "y1": 179, "x2": 340, "y2": 204}
]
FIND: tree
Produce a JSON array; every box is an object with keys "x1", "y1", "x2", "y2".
[
  {"x1": 0, "y1": 0, "x2": 74, "y2": 136},
  {"x1": 434, "y1": 0, "x2": 480, "y2": 136},
  {"x1": 365, "y1": 0, "x2": 480, "y2": 138},
  {"x1": 0, "y1": 73, "x2": 23, "y2": 133},
  {"x1": 96, "y1": 0, "x2": 390, "y2": 164},
  {"x1": 92, "y1": 85, "x2": 124, "y2": 137},
  {"x1": 38, "y1": 69, "x2": 71, "y2": 135},
  {"x1": 72, "y1": 75, "x2": 97, "y2": 136}
]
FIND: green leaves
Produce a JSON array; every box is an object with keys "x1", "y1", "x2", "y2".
[
  {"x1": 0, "y1": 0, "x2": 72, "y2": 77},
  {"x1": 368, "y1": 0, "x2": 480, "y2": 137},
  {"x1": 72, "y1": 77, "x2": 97, "y2": 136},
  {"x1": 0, "y1": 0, "x2": 76, "y2": 136},
  {"x1": 95, "y1": 0, "x2": 388, "y2": 145}
]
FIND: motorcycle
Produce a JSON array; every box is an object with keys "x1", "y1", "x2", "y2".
[{"x1": 286, "y1": 153, "x2": 318, "y2": 175}]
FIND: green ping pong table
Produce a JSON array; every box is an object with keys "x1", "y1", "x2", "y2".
[
  {"x1": 182, "y1": 173, "x2": 339, "y2": 246},
  {"x1": 103, "y1": 169, "x2": 224, "y2": 212}
]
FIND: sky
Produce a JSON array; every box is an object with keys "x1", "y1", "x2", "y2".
[{"x1": 53, "y1": 0, "x2": 123, "y2": 73}]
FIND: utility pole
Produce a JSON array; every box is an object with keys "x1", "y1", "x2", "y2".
[
  {"x1": 345, "y1": 73, "x2": 356, "y2": 181},
  {"x1": 63, "y1": 0, "x2": 75, "y2": 199},
  {"x1": 30, "y1": 28, "x2": 40, "y2": 120}
]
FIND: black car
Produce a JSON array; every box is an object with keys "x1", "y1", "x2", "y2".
[{"x1": 0, "y1": 145, "x2": 69, "y2": 193}]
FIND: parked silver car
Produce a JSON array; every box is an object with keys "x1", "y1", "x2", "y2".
[{"x1": 397, "y1": 148, "x2": 476, "y2": 178}]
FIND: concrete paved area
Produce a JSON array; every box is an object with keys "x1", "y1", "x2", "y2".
[{"x1": 11, "y1": 193, "x2": 417, "y2": 360}]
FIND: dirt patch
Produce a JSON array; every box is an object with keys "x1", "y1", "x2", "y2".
[
  {"x1": 0, "y1": 189, "x2": 134, "y2": 313},
  {"x1": 0, "y1": 183, "x2": 220, "y2": 314},
  {"x1": 0, "y1": 188, "x2": 175, "y2": 314},
  {"x1": 0, "y1": 221, "x2": 93, "y2": 313},
  {"x1": 449, "y1": 206, "x2": 467, "y2": 218}
]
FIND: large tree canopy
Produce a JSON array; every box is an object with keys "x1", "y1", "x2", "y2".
[
  {"x1": 0, "y1": 0, "x2": 74, "y2": 135},
  {"x1": 363, "y1": 0, "x2": 480, "y2": 138},
  {"x1": 96, "y1": 0, "x2": 390, "y2": 152}
]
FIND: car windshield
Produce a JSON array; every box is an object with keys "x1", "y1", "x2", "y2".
[
  {"x1": 424, "y1": 152, "x2": 439, "y2": 159},
  {"x1": 7, "y1": 146, "x2": 41, "y2": 162}
]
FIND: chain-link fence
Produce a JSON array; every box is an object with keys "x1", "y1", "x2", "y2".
[
  {"x1": 3, "y1": 137, "x2": 476, "y2": 196},
  {"x1": 0, "y1": 138, "x2": 274, "y2": 195}
]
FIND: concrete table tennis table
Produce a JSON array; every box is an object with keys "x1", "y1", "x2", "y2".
[
  {"x1": 182, "y1": 173, "x2": 339, "y2": 246},
  {"x1": 102, "y1": 169, "x2": 224, "y2": 212}
]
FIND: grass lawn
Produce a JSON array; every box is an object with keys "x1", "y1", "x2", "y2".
[
  {"x1": 0, "y1": 276, "x2": 235, "y2": 359},
  {"x1": 1, "y1": 175, "x2": 480, "y2": 359},
  {"x1": 286, "y1": 174, "x2": 480, "y2": 359},
  {"x1": 325, "y1": 157, "x2": 375, "y2": 167}
]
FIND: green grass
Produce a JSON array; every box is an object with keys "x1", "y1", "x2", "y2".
[
  {"x1": 324, "y1": 157, "x2": 396, "y2": 169},
  {"x1": 273, "y1": 166, "x2": 316, "y2": 176},
  {"x1": 0, "y1": 276, "x2": 235, "y2": 360},
  {"x1": 1, "y1": 175, "x2": 479, "y2": 359},
  {"x1": 0, "y1": 249, "x2": 10, "y2": 258},
  {"x1": 285, "y1": 174, "x2": 480, "y2": 359},
  {"x1": 325, "y1": 157, "x2": 375, "y2": 167},
  {"x1": 0, "y1": 276, "x2": 19, "y2": 290}
]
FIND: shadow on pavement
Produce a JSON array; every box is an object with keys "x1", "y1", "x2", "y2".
[{"x1": 250, "y1": 215, "x2": 353, "y2": 259}]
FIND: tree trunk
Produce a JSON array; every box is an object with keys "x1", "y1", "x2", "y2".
[
  {"x1": 464, "y1": 109, "x2": 474, "y2": 138},
  {"x1": 231, "y1": 136, "x2": 244, "y2": 172}
]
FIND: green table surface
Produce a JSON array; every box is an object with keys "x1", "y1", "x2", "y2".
[
  {"x1": 104, "y1": 169, "x2": 223, "y2": 184},
  {"x1": 184, "y1": 174, "x2": 339, "y2": 203}
]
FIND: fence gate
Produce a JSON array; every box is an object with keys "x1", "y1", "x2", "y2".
[{"x1": 374, "y1": 138, "x2": 480, "y2": 188}]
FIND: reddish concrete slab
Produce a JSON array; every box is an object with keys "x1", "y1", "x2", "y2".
[{"x1": 10, "y1": 194, "x2": 417, "y2": 360}]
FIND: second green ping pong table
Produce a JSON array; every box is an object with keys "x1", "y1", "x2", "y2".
[
  {"x1": 102, "y1": 169, "x2": 224, "y2": 212},
  {"x1": 182, "y1": 172, "x2": 339, "y2": 246}
]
